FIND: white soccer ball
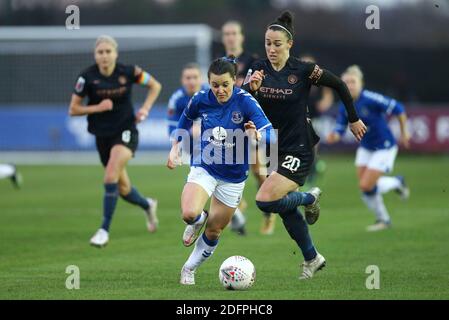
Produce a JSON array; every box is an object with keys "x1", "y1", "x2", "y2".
[
  {"x1": 212, "y1": 126, "x2": 227, "y2": 141},
  {"x1": 219, "y1": 256, "x2": 256, "y2": 290}
]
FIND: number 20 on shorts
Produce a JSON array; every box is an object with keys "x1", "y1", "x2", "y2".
[{"x1": 281, "y1": 155, "x2": 301, "y2": 173}]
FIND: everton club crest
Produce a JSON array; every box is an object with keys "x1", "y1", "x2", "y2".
[{"x1": 231, "y1": 111, "x2": 243, "y2": 124}]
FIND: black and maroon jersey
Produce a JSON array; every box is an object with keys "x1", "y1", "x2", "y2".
[
  {"x1": 73, "y1": 63, "x2": 142, "y2": 137},
  {"x1": 243, "y1": 57, "x2": 323, "y2": 152}
]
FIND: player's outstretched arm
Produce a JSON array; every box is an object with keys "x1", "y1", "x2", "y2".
[
  {"x1": 373, "y1": 94, "x2": 410, "y2": 149},
  {"x1": 68, "y1": 94, "x2": 113, "y2": 116},
  {"x1": 167, "y1": 141, "x2": 182, "y2": 170},
  {"x1": 397, "y1": 112, "x2": 410, "y2": 149},
  {"x1": 135, "y1": 66, "x2": 162, "y2": 123},
  {"x1": 316, "y1": 69, "x2": 367, "y2": 141}
]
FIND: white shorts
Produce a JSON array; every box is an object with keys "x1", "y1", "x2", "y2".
[
  {"x1": 187, "y1": 166, "x2": 245, "y2": 208},
  {"x1": 355, "y1": 146, "x2": 398, "y2": 173}
]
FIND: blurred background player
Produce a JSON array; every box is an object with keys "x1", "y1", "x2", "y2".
[
  {"x1": 221, "y1": 20, "x2": 258, "y2": 87},
  {"x1": 167, "y1": 57, "x2": 273, "y2": 285},
  {"x1": 69, "y1": 35, "x2": 162, "y2": 247},
  {"x1": 222, "y1": 20, "x2": 276, "y2": 235},
  {"x1": 327, "y1": 65, "x2": 410, "y2": 232},
  {"x1": 0, "y1": 164, "x2": 22, "y2": 189},
  {"x1": 167, "y1": 63, "x2": 207, "y2": 146},
  {"x1": 245, "y1": 11, "x2": 366, "y2": 279},
  {"x1": 299, "y1": 54, "x2": 334, "y2": 187}
]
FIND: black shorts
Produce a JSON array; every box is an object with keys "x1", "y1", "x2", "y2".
[
  {"x1": 276, "y1": 150, "x2": 315, "y2": 186},
  {"x1": 95, "y1": 128, "x2": 139, "y2": 167}
]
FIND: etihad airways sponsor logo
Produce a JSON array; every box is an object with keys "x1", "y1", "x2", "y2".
[{"x1": 259, "y1": 87, "x2": 293, "y2": 95}]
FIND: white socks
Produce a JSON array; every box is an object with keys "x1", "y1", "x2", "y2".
[
  {"x1": 231, "y1": 208, "x2": 246, "y2": 230},
  {"x1": 0, "y1": 164, "x2": 15, "y2": 179},
  {"x1": 362, "y1": 193, "x2": 391, "y2": 223},
  {"x1": 184, "y1": 233, "x2": 218, "y2": 271},
  {"x1": 377, "y1": 176, "x2": 401, "y2": 194}
]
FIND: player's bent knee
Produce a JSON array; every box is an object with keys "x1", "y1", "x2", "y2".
[
  {"x1": 104, "y1": 164, "x2": 121, "y2": 184},
  {"x1": 255, "y1": 189, "x2": 273, "y2": 202},
  {"x1": 181, "y1": 208, "x2": 199, "y2": 223},
  {"x1": 104, "y1": 173, "x2": 119, "y2": 184},
  {"x1": 118, "y1": 183, "x2": 131, "y2": 196},
  {"x1": 359, "y1": 181, "x2": 376, "y2": 193},
  {"x1": 256, "y1": 200, "x2": 278, "y2": 213},
  {"x1": 204, "y1": 228, "x2": 221, "y2": 241}
]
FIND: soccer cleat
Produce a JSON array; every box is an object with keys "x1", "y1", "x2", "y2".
[
  {"x1": 395, "y1": 176, "x2": 410, "y2": 200},
  {"x1": 366, "y1": 220, "x2": 391, "y2": 232},
  {"x1": 90, "y1": 228, "x2": 109, "y2": 248},
  {"x1": 182, "y1": 210, "x2": 208, "y2": 247},
  {"x1": 304, "y1": 187, "x2": 322, "y2": 225},
  {"x1": 180, "y1": 266, "x2": 195, "y2": 285},
  {"x1": 230, "y1": 209, "x2": 247, "y2": 236},
  {"x1": 260, "y1": 213, "x2": 276, "y2": 235},
  {"x1": 10, "y1": 165, "x2": 23, "y2": 189},
  {"x1": 231, "y1": 226, "x2": 247, "y2": 236},
  {"x1": 230, "y1": 214, "x2": 247, "y2": 236},
  {"x1": 145, "y1": 198, "x2": 159, "y2": 233},
  {"x1": 299, "y1": 252, "x2": 326, "y2": 280}
]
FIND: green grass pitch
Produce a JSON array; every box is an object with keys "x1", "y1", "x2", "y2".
[{"x1": 0, "y1": 155, "x2": 448, "y2": 299}]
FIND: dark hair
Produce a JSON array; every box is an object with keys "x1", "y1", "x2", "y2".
[
  {"x1": 182, "y1": 62, "x2": 201, "y2": 72},
  {"x1": 207, "y1": 55, "x2": 238, "y2": 79},
  {"x1": 268, "y1": 11, "x2": 294, "y2": 40}
]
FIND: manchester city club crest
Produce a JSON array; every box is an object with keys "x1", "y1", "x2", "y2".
[
  {"x1": 288, "y1": 74, "x2": 298, "y2": 85},
  {"x1": 118, "y1": 75, "x2": 127, "y2": 85},
  {"x1": 231, "y1": 111, "x2": 243, "y2": 124}
]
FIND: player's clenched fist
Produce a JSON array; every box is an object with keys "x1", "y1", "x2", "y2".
[
  {"x1": 98, "y1": 99, "x2": 113, "y2": 112},
  {"x1": 249, "y1": 70, "x2": 265, "y2": 92},
  {"x1": 349, "y1": 119, "x2": 367, "y2": 142}
]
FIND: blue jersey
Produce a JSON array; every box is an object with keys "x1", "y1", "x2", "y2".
[
  {"x1": 167, "y1": 84, "x2": 209, "y2": 139},
  {"x1": 176, "y1": 87, "x2": 273, "y2": 183},
  {"x1": 334, "y1": 89, "x2": 405, "y2": 150}
]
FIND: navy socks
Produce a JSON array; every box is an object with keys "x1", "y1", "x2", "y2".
[
  {"x1": 256, "y1": 192, "x2": 318, "y2": 261},
  {"x1": 101, "y1": 183, "x2": 119, "y2": 231},
  {"x1": 279, "y1": 208, "x2": 317, "y2": 261},
  {"x1": 256, "y1": 191, "x2": 315, "y2": 214},
  {"x1": 121, "y1": 187, "x2": 149, "y2": 210}
]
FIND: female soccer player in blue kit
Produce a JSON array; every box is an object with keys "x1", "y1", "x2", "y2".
[
  {"x1": 167, "y1": 63, "x2": 208, "y2": 141},
  {"x1": 167, "y1": 63, "x2": 249, "y2": 237},
  {"x1": 327, "y1": 65, "x2": 410, "y2": 232},
  {"x1": 167, "y1": 56, "x2": 274, "y2": 285}
]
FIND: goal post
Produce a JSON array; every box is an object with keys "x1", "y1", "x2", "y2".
[
  {"x1": 0, "y1": 25, "x2": 213, "y2": 104},
  {"x1": 0, "y1": 25, "x2": 213, "y2": 158}
]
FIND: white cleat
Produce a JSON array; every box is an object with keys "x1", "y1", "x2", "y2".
[
  {"x1": 90, "y1": 228, "x2": 109, "y2": 248},
  {"x1": 180, "y1": 266, "x2": 195, "y2": 285},
  {"x1": 304, "y1": 187, "x2": 322, "y2": 225},
  {"x1": 395, "y1": 176, "x2": 410, "y2": 200},
  {"x1": 299, "y1": 252, "x2": 326, "y2": 280},
  {"x1": 366, "y1": 221, "x2": 391, "y2": 232},
  {"x1": 182, "y1": 211, "x2": 208, "y2": 247},
  {"x1": 145, "y1": 198, "x2": 159, "y2": 233},
  {"x1": 10, "y1": 165, "x2": 23, "y2": 189}
]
